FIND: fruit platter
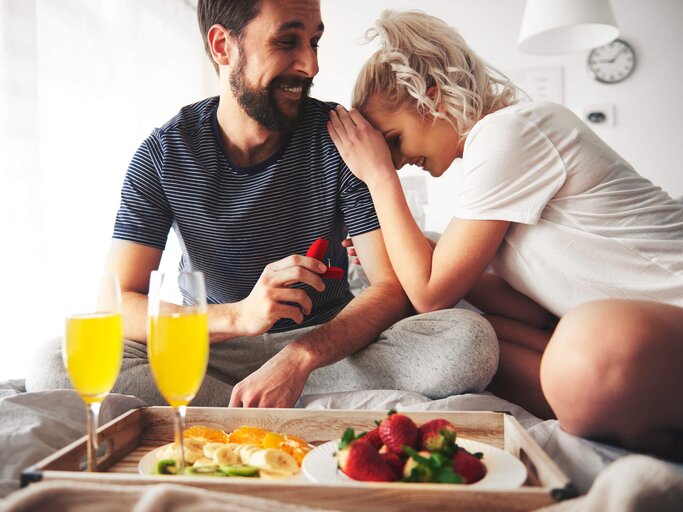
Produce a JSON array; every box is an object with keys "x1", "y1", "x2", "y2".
[
  {"x1": 302, "y1": 411, "x2": 527, "y2": 488},
  {"x1": 139, "y1": 425, "x2": 312, "y2": 479},
  {"x1": 22, "y1": 407, "x2": 573, "y2": 512}
]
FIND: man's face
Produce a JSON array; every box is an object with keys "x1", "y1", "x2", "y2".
[{"x1": 229, "y1": 0, "x2": 323, "y2": 132}]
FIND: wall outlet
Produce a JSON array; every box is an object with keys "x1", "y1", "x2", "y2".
[{"x1": 583, "y1": 104, "x2": 616, "y2": 127}]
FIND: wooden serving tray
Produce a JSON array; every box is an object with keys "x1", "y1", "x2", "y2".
[{"x1": 22, "y1": 408, "x2": 576, "y2": 511}]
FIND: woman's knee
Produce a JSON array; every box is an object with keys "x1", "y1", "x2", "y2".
[{"x1": 540, "y1": 300, "x2": 661, "y2": 437}]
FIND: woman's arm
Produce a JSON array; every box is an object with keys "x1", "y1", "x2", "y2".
[
  {"x1": 328, "y1": 106, "x2": 508, "y2": 312},
  {"x1": 371, "y1": 178, "x2": 508, "y2": 312}
]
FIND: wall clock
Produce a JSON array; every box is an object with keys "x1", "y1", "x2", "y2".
[{"x1": 587, "y1": 39, "x2": 636, "y2": 84}]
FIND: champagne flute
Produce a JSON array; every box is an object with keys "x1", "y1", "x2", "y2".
[
  {"x1": 147, "y1": 271, "x2": 208, "y2": 475},
  {"x1": 63, "y1": 273, "x2": 123, "y2": 472}
]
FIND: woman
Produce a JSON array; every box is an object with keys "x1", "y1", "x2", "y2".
[{"x1": 327, "y1": 10, "x2": 683, "y2": 459}]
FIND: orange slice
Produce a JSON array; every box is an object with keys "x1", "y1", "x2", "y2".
[
  {"x1": 228, "y1": 426, "x2": 269, "y2": 446},
  {"x1": 262, "y1": 431, "x2": 286, "y2": 449},
  {"x1": 183, "y1": 425, "x2": 229, "y2": 444},
  {"x1": 262, "y1": 431, "x2": 312, "y2": 466}
]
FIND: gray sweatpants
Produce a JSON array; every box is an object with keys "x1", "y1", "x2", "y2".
[{"x1": 25, "y1": 309, "x2": 498, "y2": 406}]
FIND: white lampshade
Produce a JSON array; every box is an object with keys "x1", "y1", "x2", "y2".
[{"x1": 518, "y1": 0, "x2": 619, "y2": 55}]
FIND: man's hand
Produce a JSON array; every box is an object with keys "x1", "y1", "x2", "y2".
[
  {"x1": 229, "y1": 345, "x2": 312, "y2": 408},
  {"x1": 232, "y1": 255, "x2": 327, "y2": 336}
]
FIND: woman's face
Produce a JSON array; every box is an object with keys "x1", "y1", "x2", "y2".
[{"x1": 363, "y1": 100, "x2": 461, "y2": 177}]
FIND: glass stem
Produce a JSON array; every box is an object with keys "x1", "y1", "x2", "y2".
[
  {"x1": 86, "y1": 401, "x2": 101, "y2": 472},
  {"x1": 173, "y1": 405, "x2": 187, "y2": 474}
]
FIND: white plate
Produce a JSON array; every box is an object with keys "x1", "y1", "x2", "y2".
[
  {"x1": 302, "y1": 438, "x2": 527, "y2": 488},
  {"x1": 138, "y1": 445, "x2": 305, "y2": 480}
]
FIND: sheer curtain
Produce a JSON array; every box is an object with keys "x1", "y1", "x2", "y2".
[{"x1": 0, "y1": 0, "x2": 215, "y2": 380}]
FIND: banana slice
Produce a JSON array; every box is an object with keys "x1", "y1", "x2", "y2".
[
  {"x1": 182, "y1": 438, "x2": 207, "y2": 464},
  {"x1": 155, "y1": 438, "x2": 206, "y2": 464},
  {"x1": 212, "y1": 445, "x2": 240, "y2": 466},
  {"x1": 203, "y1": 442, "x2": 228, "y2": 459},
  {"x1": 242, "y1": 447, "x2": 298, "y2": 475},
  {"x1": 234, "y1": 444, "x2": 260, "y2": 462},
  {"x1": 191, "y1": 456, "x2": 215, "y2": 467}
]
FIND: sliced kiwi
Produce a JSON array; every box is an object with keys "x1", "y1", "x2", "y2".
[
  {"x1": 155, "y1": 459, "x2": 178, "y2": 475},
  {"x1": 219, "y1": 464, "x2": 260, "y2": 477}
]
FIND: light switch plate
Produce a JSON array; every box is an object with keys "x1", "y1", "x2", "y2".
[{"x1": 583, "y1": 104, "x2": 616, "y2": 127}]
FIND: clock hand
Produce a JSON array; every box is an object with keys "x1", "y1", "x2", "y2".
[{"x1": 608, "y1": 46, "x2": 627, "y2": 63}]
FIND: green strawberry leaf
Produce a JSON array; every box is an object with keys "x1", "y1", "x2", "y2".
[
  {"x1": 403, "y1": 446, "x2": 430, "y2": 465},
  {"x1": 339, "y1": 428, "x2": 357, "y2": 451},
  {"x1": 434, "y1": 467, "x2": 464, "y2": 484}
]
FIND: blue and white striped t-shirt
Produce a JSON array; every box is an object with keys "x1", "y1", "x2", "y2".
[{"x1": 113, "y1": 96, "x2": 380, "y2": 332}]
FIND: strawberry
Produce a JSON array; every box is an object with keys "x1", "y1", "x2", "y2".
[
  {"x1": 403, "y1": 447, "x2": 465, "y2": 484},
  {"x1": 380, "y1": 452, "x2": 403, "y2": 481},
  {"x1": 338, "y1": 440, "x2": 397, "y2": 482},
  {"x1": 360, "y1": 427, "x2": 383, "y2": 449},
  {"x1": 402, "y1": 450, "x2": 433, "y2": 481},
  {"x1": 419, "y1": 418, "x2": 458, "y2": 451},
  {"x1": 379, "y1": 412, "x2": 418, "y2": 454},
  {"x1": 452, "y1": 448, "x2": 487, "y2": 484}
]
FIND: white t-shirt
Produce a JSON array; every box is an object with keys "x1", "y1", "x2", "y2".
[{"x1": 454, "y1": 101, "x2": 683, "y2": 316}]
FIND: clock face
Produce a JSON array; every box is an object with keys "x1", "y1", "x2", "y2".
[{"x1": 587, "y1": 39, "x2": 636, "y2": 84}]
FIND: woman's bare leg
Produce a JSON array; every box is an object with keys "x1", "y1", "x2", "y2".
[
  {"x1": 541, "y1": 299, "x2": 683, "y2": 460},
  {"x1": 466, "y1": 273, "x2": 556, "y2": 419},
  {"x1": 486, "y1": 315, "x2": 555, "y2": 419},
  {"x1": 467, "y1": 272, "x2": 557, "y2": 329}
]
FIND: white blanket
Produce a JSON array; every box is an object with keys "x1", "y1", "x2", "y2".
[{"x1": 0, "y1": 385, "x2": 145, "y2": 498}]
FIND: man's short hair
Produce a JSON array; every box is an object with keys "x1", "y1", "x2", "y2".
[{"x1": 197, "y1": 0, "x2": 263, "y2": 73}]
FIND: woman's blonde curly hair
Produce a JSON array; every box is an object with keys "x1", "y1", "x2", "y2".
[{"x1": 352, "y1": 10, "x2": 521, "y2": 142}]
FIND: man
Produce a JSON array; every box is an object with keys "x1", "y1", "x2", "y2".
[{"x1": 26, "y1": 0, "x2": 497, "y2": 407}]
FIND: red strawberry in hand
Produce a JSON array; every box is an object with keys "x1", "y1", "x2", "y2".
[
  {"x1": 452, "y1": 448, "x2": 487, "y2": 484},
  {"x1": 338, "y1": 440, "x2": 397, "y2": 482},
  {"x1": 379, "y1": 412, "x2": 419, "y2": 454},
  {"x1": 419, "y1": 418, "x2": 458, "y2": 451}
]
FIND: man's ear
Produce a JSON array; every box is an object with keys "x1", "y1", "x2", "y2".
[{"x1": 207, "y1": 24, "x2": 234, "y2": 67}]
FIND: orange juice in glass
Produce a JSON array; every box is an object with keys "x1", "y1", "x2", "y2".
[
  {"x1": 63, "y1": 274, "x2": 123, "y2": 471},
  {"x1": 147, "y1": 271, "x2": 208, "y2": 474}
]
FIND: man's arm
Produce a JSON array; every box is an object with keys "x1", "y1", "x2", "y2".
[
  {"x1": 105, "y1": 239, "x2": 327, "y2": 343},
  {"x1": 229, "y1": 228, "x2": 412, "y2": 407},
  {"x1": 104, "y1": 240, "x2": 162, "y2": 342}
]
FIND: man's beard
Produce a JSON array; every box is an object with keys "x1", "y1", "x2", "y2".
[{"x1": 230, "y1": 51, "x2": 313, "y2": 132}]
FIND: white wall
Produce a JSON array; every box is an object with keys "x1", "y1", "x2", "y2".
[
  {"x1": 0, "y1": 0, "x2": 215, "y2": 381},
  {"x1": 316, "y1": 0, "x2": 683, "y2": 231}
]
